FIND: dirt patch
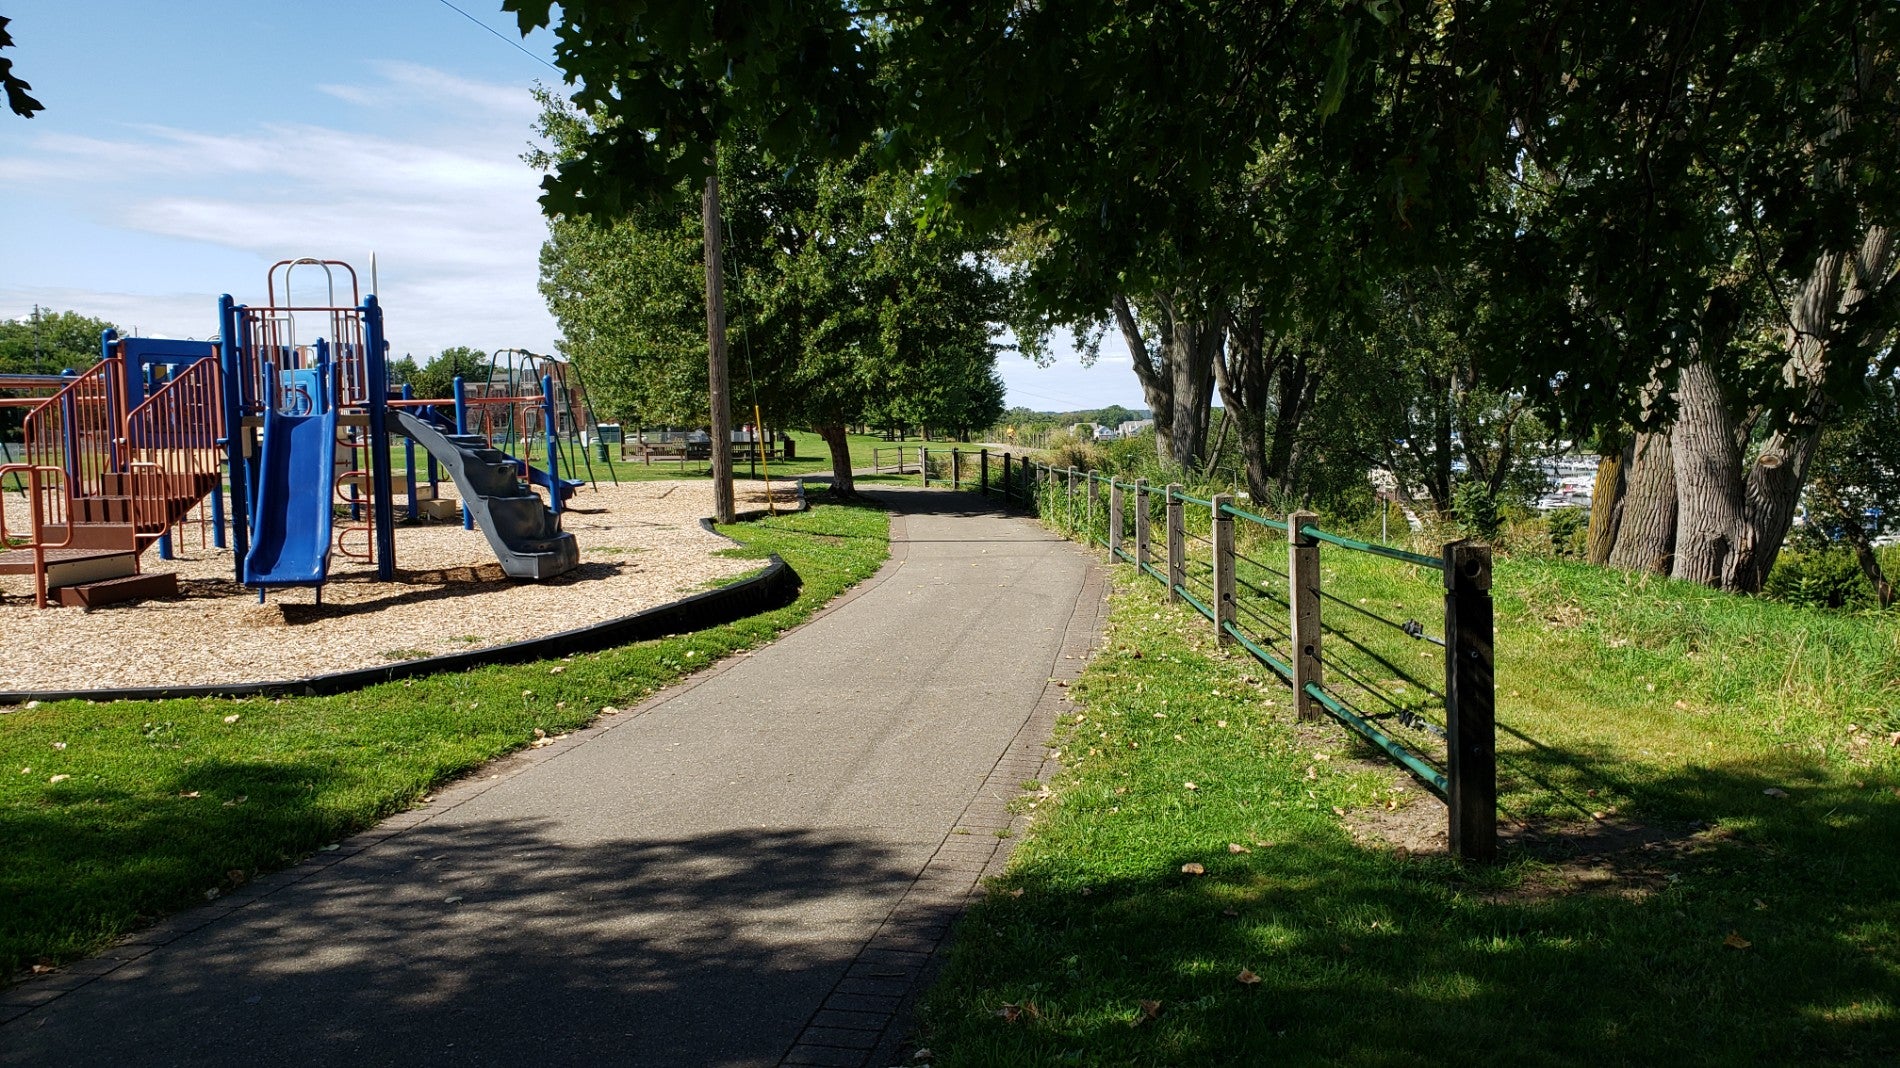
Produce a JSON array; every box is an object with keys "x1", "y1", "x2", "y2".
[{"x1": 1343, "y1": 788, "x2": 1451, "y2": 855}]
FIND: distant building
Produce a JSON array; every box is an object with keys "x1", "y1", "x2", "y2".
[{"x1": 1117, "y1": 419, "x2": 1154, "y2": 438}]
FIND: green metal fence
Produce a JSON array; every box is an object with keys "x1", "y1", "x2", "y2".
[{"x1": 969, "y1": 454, "x2": 1496, "y2": 862}]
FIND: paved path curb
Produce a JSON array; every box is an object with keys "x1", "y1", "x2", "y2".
[{"x1": 2, "y1": 487, "x2": 1105, "y2": 1067}]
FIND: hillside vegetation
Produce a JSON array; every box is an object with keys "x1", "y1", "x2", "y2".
[{"x1": 921, "y1": 541, "x2": 1900, "y2": 1064}]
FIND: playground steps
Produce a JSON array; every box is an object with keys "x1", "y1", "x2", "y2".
[
  {"x1": 54, "y1": 571, "x2": 178, "y2": 609},
  {"x1": 391, "y1": 411, "x2": 579, "y2": 581},
  {"x1": 0, "y1": 546, "x2": 137, "y2": 580}
]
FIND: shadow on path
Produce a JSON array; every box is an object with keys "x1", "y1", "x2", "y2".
[{"x1": 5, "y1": 821, "x2": 918, "y2": 1067}]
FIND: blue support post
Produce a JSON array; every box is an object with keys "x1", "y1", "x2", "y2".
[
  {"x1": 363, "y1": 297, "x2": 396, "y2": 580},
  {"x1": 218, "y1": 296, "x2": 250, "y2": 581},
  {"x1": 542, "y1": 373, "x2": 561, "y2": 516},
  {"x1": 453, "y1": 375, "x2": 472, "y2": 530},
  {"x1": 401, "y1": 383, "x2": 417, "y2": 520},
  {"x1": 211, "y1": 469, "x2": 226, "y2": 549}
]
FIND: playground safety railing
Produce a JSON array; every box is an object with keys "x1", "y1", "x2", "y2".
[
  {"x1": 0, "y1": 463, "x2": 72, "y2": 608},
  {"x1": 971, "y1": 457, "x2": 1497, "y2": 862},
  {"x1": 122, "y1": 355, "x2": 224, "y2": 540},
  {"x1": 19, "y1": 357, "x2": 124, "y2": 505}
]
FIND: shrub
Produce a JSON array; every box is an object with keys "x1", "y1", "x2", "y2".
[
  {"x1": 1453, "y1": 481, "x2": 1503, "y2": 540},
  {"x1": 1764, "y1": 547, "x2": 1875, "y2": 610}
]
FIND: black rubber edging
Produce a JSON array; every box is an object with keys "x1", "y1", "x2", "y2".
[{"x1": 0, "y1": 554, "x2": 801, "y2": 705}]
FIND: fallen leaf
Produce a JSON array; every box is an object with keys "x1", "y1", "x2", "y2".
[
  {"x1": 1136, "y1": 999, "x2": 1162, "y2": 1025},
  {"x1": 1181, "y1": 862, "x2": 1206, "y2": 875},
  {"x1": 549, "y1": 665, "x2": 566, "y2": 674},
  {"x1": 51, "y1": 741, "x2": 66, "y2": 750},
  {"x1": 1763, "y1": 787, "x2": 1789, "y2": 799},
  {"x1": 1304, "y1": 766, "x2": 1318, "y2": 781},
  {"x1": 223, "y1": 714, "x2": 241, "y2": 724},
  {"x1": 1332, "y1": 806, "x2": 1347, "y2": 817},
  {"x1": 1236, "y1": 968, "x2": 1262, "y2": 985},
  {"x1": 1227, "y1": 843, "x2": 1251, "y2": 854},
  {"x1": 1216, "y1": 720, "x2": 1228, "y2": 728},
  {"x1": 444, "y1": 895, "x2": 464, "y2": 905},
  {"x1": 600, "y1": 706, "x2": 620, "y2": 716},
  {"x1": 28, "y1": 964, "x2": 53, "y2": 975},
  {"x1": 1184, "y1": 781, "x2": 1198, "y2": 791},
  {"x1": 1008, "y1": 888, "x2": 1024, "y2": 898},
  {"x1": 1221, "y1": 908, "x2": 1239, "y2": 918},
  {"x1": 48, "y1": 774, "x2": 69, "y2": 784},
  {"x1": 912, "y1": 1050, "x2": 933, "y2": 1062},
  {"x1": 1723, "y1": 932, "x2": 1751, "y2": 950},
  {"x1": 180, "y1": 790, "x2": 200, "y2": 798}
]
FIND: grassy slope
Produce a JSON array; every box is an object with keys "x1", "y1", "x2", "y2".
[
  {"x1": 0, "y1": 499, "x2": 889, "y2": 977},
  {"x1": 921, "y1": 549, "x2": 1900, "y2": 1065}
]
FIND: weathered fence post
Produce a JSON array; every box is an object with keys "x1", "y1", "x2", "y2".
[
  {"x1": 1087, "y1": 470, "x2": 1100, "y2": 530},
  {"x1": 1165, "y1": 483, "x2": 1184, "y2": 603},
  {"x1": 1289, "y1": 509, "x2": 1323, "y2": 722},
  {"x1": 952, "y1": 448, "x2": 962, "y2": 491},
  {"x1": 1134, "y1": 478, "x2": 1151, "y2": 573},
  {"x1": 981, "y1": 448, "x2": 990, "y2": 495},
  {"x1": 920, "y1": 445, "x2": 930, "y2": 488},
  {"x1": 1001, "y1": 452, "x2": 1012, "y2": 500},
  {"x1": 1444, "y1": 539, "x2": 1497, "y2": 862},
  {"x1": 1108, "y1": 480, "x2": 1124, "y2": 562},
  {"x1": 1211, "y1": 494, "x2": 1236, "y2": 645},
  {"x1": 1067, "y1": 467, "x2": 1078, "y2": 531}
]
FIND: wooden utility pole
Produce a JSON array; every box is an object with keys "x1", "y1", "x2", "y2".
[{"x1": 703, "y1": 169, "x2": 736, "y2": 523}]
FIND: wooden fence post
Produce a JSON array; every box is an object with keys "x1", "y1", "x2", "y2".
[
  {"x1": 1289, "y1": 509, "x2": 1323, "y2": 722},
  {"x1": 1067, "y1": 467, "x2": 1078, "y2": 530},
  {"x1": 981, "y1": 449, "x2": 990, "y2": 495},
  {"x1": 920, "y1": 446, "x2": 930, "y2": 488},
  {"x1": 952, "y1": 448, "x2": 962, "y2": 490},
  {"x1": 1211, "y1": 493, "x2": 1236, "y2": 645},
  {"x1": 1134, "y1": 478, "x2": 1151, "y2": 573},
  {"x1": 1165, "y1": 483, "x2": 1184, "y2": 603},
  {"x1": 1108, "y1": 480, "x2": 1124, "y2": 562},
  {"x1": 1087, "y1": 470, "x2": 1100, "y2": 529},
  {"x1": 1001, "y1": 452, "x2": 1012, "y2": 500},
  {"x1": 1445, "y1": 539, "x2": 1497, "y2": 862}
]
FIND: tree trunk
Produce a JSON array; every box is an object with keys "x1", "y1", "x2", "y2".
[
  {"x1": 1211, "y1": 305, "x2": 1272, "y2": 504},
  {"x1": 1586, "y1": 440, "x2": 1631, "y2": 565},
  {"x1": 703, "y1": 169, "x2": 735, "y2": 524},
  {"x1": 1607, "y1": 429, "x2": 1677, "y2": 574},
  {"x1": 818, "y1": 423, "x2": 856, "y2": 497},
  {"x1": 1266, "y1": 351, "x2": 1318, "y2": 499},
  {"x1": 1114, "y1": 292, "x2": 1220, "y2": 471},
  {"x1": 1669, "y1": 356, "x2": 1749, "y2": 588}
]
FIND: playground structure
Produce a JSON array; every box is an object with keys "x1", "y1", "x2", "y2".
[{"x1": 0, "y1": 259, "x2": 581, "y2": 608}]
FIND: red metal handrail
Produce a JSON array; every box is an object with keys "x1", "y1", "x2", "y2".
[
  {"x1": 0, "y1": 463, "x2": 72, "y2": 607},
  {"x1": 20, "y1": 358, "x2": 123, "y2": 504},
  {"x1": 123, "y1": 356, "x2": 224, "y2": 540}
]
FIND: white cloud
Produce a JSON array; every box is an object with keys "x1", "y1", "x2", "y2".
[{"x1": 0, "y1": 63, "x2": 558, "y2": 357}]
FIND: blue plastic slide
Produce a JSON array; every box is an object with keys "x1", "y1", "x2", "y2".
[{"x1": 243, "y1": 406, "x2": 339, "y2": 587}]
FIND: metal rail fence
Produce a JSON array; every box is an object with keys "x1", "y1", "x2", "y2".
[{"x1": 960, "y1": 452, "x2": 1496, "y2": 862}]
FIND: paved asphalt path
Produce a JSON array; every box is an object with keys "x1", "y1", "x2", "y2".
[{"x1": 1, "y1": 487, "x2": 1105, "y2": 1068}]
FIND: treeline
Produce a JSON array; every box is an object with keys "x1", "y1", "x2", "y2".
[
  {"x1": 509, "y1": 0, "x2": 1899, "y2": 596},
  {"x1": 530, "y1": 97, "x2": 1008, "y2": 493}
]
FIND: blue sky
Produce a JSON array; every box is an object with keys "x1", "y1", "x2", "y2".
[{"x1": 0, "y1": 1, "x2": 1143, "y2": 412}]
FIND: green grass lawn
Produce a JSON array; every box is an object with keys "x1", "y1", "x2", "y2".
[
  {"x1": 0, "y1": 496, "x2": 890, "y2": 979},
  {"x1": 919, "y1": 535, "x2": 1900, "y2": 1063}
]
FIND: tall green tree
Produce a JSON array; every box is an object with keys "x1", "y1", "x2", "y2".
[
  {"x1": 0, "y1": 308, "x2": 115, "y2": 374},
  {"x1": 531, "y1": 96, "x2": 1011, "y2": 494}
]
